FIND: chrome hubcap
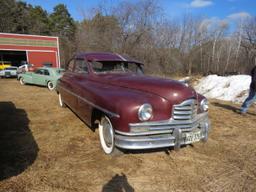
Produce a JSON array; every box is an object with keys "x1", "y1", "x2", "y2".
[
  {"x1": 48, "y1": 82, "x2": 53, "y2": 89},
  {"x1": 102, "y1": 118, "x2": 113, "y2": 147}
]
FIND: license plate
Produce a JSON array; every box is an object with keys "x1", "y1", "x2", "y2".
[{"x1": 184, "y1": 131, "x2": 202, "y2": 144}]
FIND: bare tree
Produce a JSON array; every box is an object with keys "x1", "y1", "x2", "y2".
[
  {"x1": 75, "y1": 0, "x2": 255, "y2": 76},
  {"x1": 241, "y1": 16, "x2": 256, "y2": 70}
]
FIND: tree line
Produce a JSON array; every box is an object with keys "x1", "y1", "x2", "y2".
[
  {"x1": 0, "y1": 0, "x2": 76, "y2": 65},
  {"x1": 1, "y1": 0, "x2": 256, "y2": 76}
]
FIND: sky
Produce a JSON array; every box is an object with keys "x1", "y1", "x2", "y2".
[{"x1": 25, "y1": 0, "x2": 255, "y2": 22}]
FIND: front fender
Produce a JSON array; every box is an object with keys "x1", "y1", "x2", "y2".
[
  {"x1": 109, "y1": 93, "x2": 171, "y2": 132},
  {"x1": 19, "y1": 73, "x2": 33, "y2": 83},
  {"x1": 81, "y1": 82, "x2": 171, "y2": 132}
]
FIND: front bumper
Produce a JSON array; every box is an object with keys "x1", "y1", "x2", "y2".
[{"x1": 115, "y1": 112, "x2": 210, "y2": 150}]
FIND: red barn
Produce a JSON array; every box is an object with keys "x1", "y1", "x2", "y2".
[{"x1": 0, "y1": 33, "x2": 60, "y2": 68}]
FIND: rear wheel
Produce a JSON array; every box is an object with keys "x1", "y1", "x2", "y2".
[
  {"x1": 58, "y1": 93, "x2": 66, "y2": 108},
  {"x1": 47, "y1": 81, "x2": 54, "y2": 91},
  {"x1": 19, "y1": 77, "x2": 25, "y2": 85},
  {"x1": 98, "y1": 115, "x2": 121, "y2": 155}
]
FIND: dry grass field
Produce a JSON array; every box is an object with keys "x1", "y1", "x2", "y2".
[{"x1": 0, "y1": 79, "x2": 256, "y2": 192}]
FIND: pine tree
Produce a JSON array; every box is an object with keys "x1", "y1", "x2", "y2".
[
  {"x1": 49, "y1": 4, "x2": 77, "y2": 65},
  {"x1": 29, "y1": 6, "x2": 50, "y2": 35},
  {"x1": 49, "y1": 4, "x2": 76, "y2": 40}
]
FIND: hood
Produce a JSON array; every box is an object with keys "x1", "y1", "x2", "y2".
[{"x1": 93, "y1": 73, "x2": 197, "y2": 103}]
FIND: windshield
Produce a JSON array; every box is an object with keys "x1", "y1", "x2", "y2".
[
  {"x1": 6, "y1": 67, "x2": 17, "y2": 71},
  {"x1": 91, "y1": 61, "x2": 143, "y2": 74},
  {"x1": 55, "y1": 69, "x2": 65, "y2": 74}
]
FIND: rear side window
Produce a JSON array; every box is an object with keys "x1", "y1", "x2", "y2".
[
  {"x1": 35, "y1": 69, "x2": 44, "y2": 75},
  {"x1": 74, "y1": 59, "x2": 88, "y2": 73}
]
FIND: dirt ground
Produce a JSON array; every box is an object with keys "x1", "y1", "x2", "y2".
[{"x1": 0, "y1": 79, "x2": 256, "y2": 192}]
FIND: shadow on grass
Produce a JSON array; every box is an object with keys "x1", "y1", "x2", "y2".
[
  {"x1": 212, "y1": 102, "x2": 255, "y2": 115},
  {"x1": 212, "y1": 102, "x2": 239, "y2": 111},
  {"x1": 0, "y1": 102, "x2": 38, "y2": 181},
  {"x1": 102, "y1": 173, "x2": 134, "y2": 192},
  {"x1": 22, "y1": 83, "x2": 47, "y2": 90},
  {"x1": 119, "y1": 145, "x2": 189, "y2": 156}
]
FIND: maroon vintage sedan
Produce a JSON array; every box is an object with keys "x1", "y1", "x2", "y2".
[{"x1": 56, "y1": 52, "x2": 210, "y2": 154}]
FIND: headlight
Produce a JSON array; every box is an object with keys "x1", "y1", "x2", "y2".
[
  {"x1": 200, "y1": 99, "x2": 209, "y2": 112},
  {"x1": 138, "y1": 104, "x2": 153, "y2": 121}
]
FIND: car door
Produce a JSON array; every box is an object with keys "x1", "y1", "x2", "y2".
[
  {"x1": 58, "y1": 59, "x2": 77, "y2": 110},
  {"x1": 43, "y1": 69, "x2": 51, "y2": 85},
  {"x1": 32, "y1": 69, "x2": 46, "y2": 85},
  {"x1": 72, "y1": 59, "x2": 91, "y2": 124}
]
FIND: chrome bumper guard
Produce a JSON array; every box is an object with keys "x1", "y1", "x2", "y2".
[{"x1": 115, "y1": 112, "x2": 210, "y2": 150}]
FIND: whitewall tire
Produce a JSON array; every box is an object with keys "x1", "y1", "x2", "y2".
[
  {"x1": 99, "y1": 116, "x2": 115, "y2": 154},
  {"x1": 47, "y1": 81, "x2": 55, "y2": 91},
  {"x1": 20, "y1": 77, "x2": 25, "y2": 85},
  {"x1": 58, "y1": 93, "x2": 66, "y2": 108}
]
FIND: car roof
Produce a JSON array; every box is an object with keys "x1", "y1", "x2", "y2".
[{"x1": 76, "y1": 52, "x2": 143, "y2": 64}]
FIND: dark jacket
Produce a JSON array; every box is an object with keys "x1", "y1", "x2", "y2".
[{"x1": 250, "y1": 66, "x2": 256, "y2": 91}]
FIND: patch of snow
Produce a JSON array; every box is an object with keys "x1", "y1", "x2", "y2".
[{"x1": 194, "y1": 75, "x2": 251, "y2": 103}]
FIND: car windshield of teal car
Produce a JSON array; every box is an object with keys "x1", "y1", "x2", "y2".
[
  {"x1": 92, "y1": 61, "x2": 144, "y2": 74},
  {"x1": 55, "y1": 69, "x2": 65, "y2": 75}
]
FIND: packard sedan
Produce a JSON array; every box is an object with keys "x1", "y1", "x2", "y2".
[
  {"x1": 18, "y1": 67, "x2": 64, "y2": 91},
  {"x1": 56, "y1": 52, "x2": 210, "y2": 154}
]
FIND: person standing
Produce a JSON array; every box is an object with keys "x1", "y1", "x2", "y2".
[{"x1": 240, "y1": 65, "x2": 256, "y2": 114}]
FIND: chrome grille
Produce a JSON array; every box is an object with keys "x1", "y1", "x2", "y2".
[
  {"x1": 172, "y1": 99, "x2": 197, "y2": 121},
  {"x1": 5, "y1": 71, "x2": 11, "y2": 76}
]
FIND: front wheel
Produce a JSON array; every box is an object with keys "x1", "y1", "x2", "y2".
[
  {"x1": 19, "y1": 77, "x2": 25, "y2": 85},
  {"x1": 47, "y1": 81, "x2": 55, "y2": 91},
  {"x1": 98, "y1": 116, "x2": 120, "y2": 155},
  {"x1": 58, "y1": 93, "x2": 66, "y2": 108}
]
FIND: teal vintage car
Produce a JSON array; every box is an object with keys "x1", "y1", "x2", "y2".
[{"x1": 18, "y1": 67, "x2": 64, "y2": 91}]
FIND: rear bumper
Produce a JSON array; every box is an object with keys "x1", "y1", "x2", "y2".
[{"x1": 114, "y1": 112, "x2": 210, "y2": 150}]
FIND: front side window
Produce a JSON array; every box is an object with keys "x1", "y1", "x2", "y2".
[
  {"x1": 35, "y1": 69, "x2": 44, "y2": 75},
  {"x1": 91, "y1": 61, "x2": 143, "y2": 74},
  {"x1": 74, "y1": 59, "x2": 88, "y2": 73},
  {"x1": 6, "y1": 67, "x2": 17, "y2": 71}
]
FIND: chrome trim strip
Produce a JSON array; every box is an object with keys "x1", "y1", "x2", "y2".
[
  {"x1": 58, "y1": 85, "x2": 120, "y2": 118},
  {"x1": 115, "y1": 133, "x2": 176, "y2": 150},
  {"x1": 115, "y1": 129, "x2": 172, "y2": 136},
  {"x1": 116, "y1": 112, "x2": 208, "y2": 136},
  {"x1": 112, "y1": 99, "x2": 210, "y2": 150},
  {"x1": 173, "y1": 110, "x2": 193, "y2": 115},
  {"x1": 177, "y1": 99, "x2": 196, "y2": 106},
  {"x1": 172, "y1": 99, "x2": 197, "y2": 121},
  {"x1": 115, "y1": 134, "x2": 175, "y2": 142},
  {"x1": 114, "y1": 125, "x2": 209, "y2": 150},
  {"x1": 129, "y1": 112, "x2": 207, "y2": 128},
  {"x1": 116, "y1": 53, "x2": 127, "y2": 61},
  {"x1": 173, "y1": 128, "x2": 182, "y2": 150}
]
